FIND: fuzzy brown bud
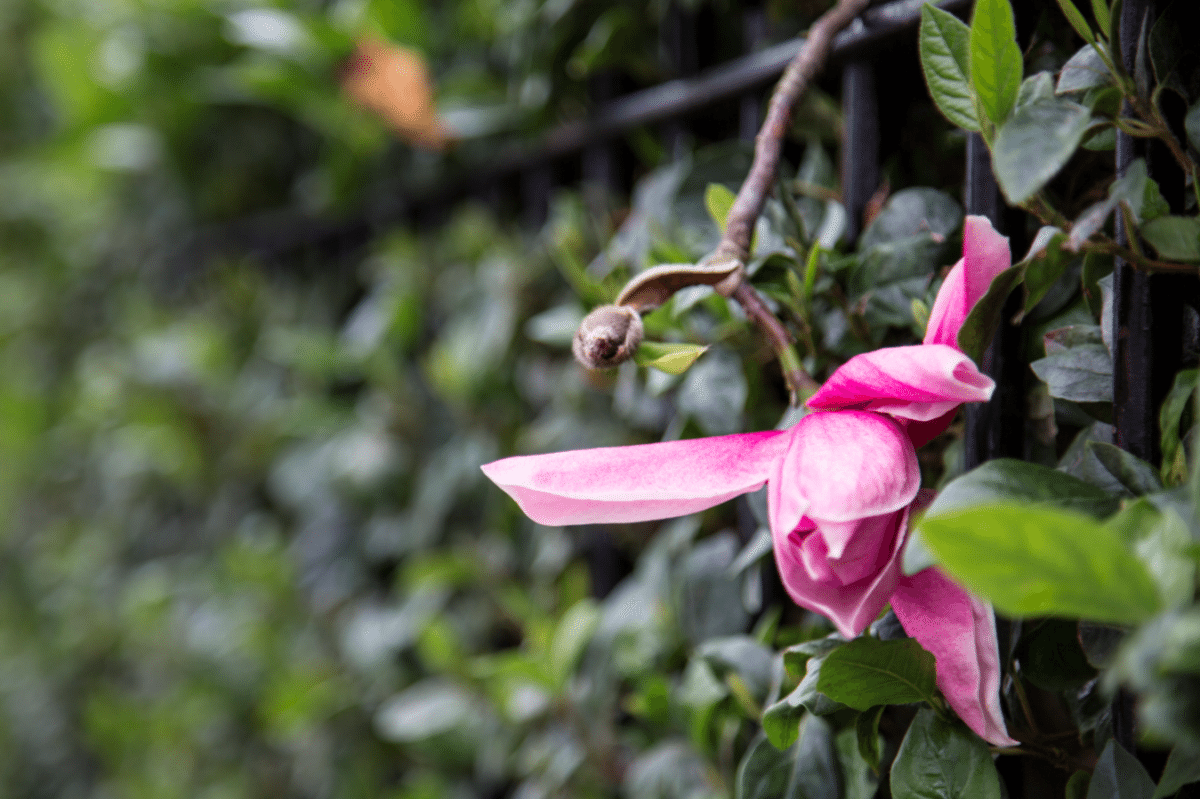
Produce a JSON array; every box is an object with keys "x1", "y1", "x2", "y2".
[{"x1": 572, "y1": 304, "x2": 644, "y2": 369}]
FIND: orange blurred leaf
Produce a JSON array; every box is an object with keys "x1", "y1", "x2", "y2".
[{"x1": 342, "y1": 38, "x2": 449, "y2": 150}]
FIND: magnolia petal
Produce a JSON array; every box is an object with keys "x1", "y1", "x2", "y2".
[
  {"x1": 806, "y1": 344, "x2": 994, "y2": 422},
  {"x1": 891, "y1": 567, "x2": 1018, "y2": 747},
  {"x1": 924, "y1": 215, "x2": 1012, "y2": 349},
  {"x1": 768, "y1": 411, "x2": 919, "y2": 536},
  {"x1": 773, "y1": 508, "x2": 907, "y2": 638},
  {"x1": 481, "y1": 430, "x2": 788, "y2": 526}
]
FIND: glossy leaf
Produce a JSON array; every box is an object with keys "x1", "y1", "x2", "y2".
[
  {"x1": 1030, "y1": 343, "x2": 1113, "y2": 403},
  {"x1": 920, "y1": 4, "x2": 979, "y2": 131},
  {"x1": 956, "y1": 264, "x2": 1023, "y2": 363},
  {"x1": 917, "y1": 503, "x2": 1161, "y2": 623},
  {"x1": 633, "y1": 341, "x2": 709, "y2": 375},
  {"x1": 816, "y1": 638, "x2": 938, "y2": 711},
  {"x1": 992, "y1": 98, "x2": 1092, "y2": 203},
  {"x1": 736, "y1": 719, "x2": 841, "y2": 799},
  {"x1": 1154, "y1": 744, "x2": 1200, "y2": 799},
  {"x1": 1058, "y1": 44, "x2": 1113, "y2": 93},
  {"x1": 927, "y1": 458, "x2": 1120, "y2": 519},
  {"x1": 970, "y1": 0, "x2": 1023, "y2": 125},
  {"x1": 890, "y1": 708, "x2": 1002, "y2": 799},
  {"x1": 1141, "y1": 216, "x2": 1200, "y2": 263},
  {"x1": 1087, "y1": 740, "x2": 1154, "y2": 799}
]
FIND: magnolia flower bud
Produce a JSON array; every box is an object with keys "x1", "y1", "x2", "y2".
[{"x1": 572, "y1": 304, "x2": 644, "y2": 369}]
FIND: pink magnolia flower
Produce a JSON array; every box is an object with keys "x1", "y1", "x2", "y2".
[{"x1": 481, "y1": 215, "x2": 1015, "y2": 746}]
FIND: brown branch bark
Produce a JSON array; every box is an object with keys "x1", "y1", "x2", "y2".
[
  {"x1": 714, "y1": 0, "x2": 871, "y2": 264},
  {"x1": 713, "y1": 0, "x2": 870, "y2": 404}
]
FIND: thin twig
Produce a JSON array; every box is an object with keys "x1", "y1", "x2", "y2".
[{"x1": 714, "y1": 0, "x2": 870, "y2": 403}]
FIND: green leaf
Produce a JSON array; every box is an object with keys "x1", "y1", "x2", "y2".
[
  {"x1": 697, "y1": 636, "x2": 775, "y2": 700},
  {"x1": 1087, "y1": 442, "x2": 1163, "y2": 496},
  {"x1": 1019, "y1": 226, "x2": 1072, "y2": 311},
  {"x1": 920, "y1": 4, "x2": 980, "y2": 131},
  {"x1": 1108, "y1": 499, "x2": 1197, "y2": 611},
  {"x1": 970, "y1": 0, "x2": 1023, "y2": 125},
  {"x1": 1055, "y1": 0, "x2": 1097, "y2": 45},
  {"x1": 917, "y1": 503, "x2": 1162, "y2": 623},
  {"x1": 762, "y1": 690, "x2": 807, "y2": 751},
  {"x1": 856, "y1": 705, "x2": 885, "y2": 772},
  {"x1": 1141, "y1": 216, "x2": 1200, "y2": 263},
  {"x1": 1030, "y1": 341, "x2": 1113, "y2": 403},
  {"x1": 706, "y1": 183, "x2": 737, "y2": 233},
  {"x1": 956, "y1": 264, "x2": 1023, "y2": 362},
  {"x1": 1017, "y1": 71, "x2": 1056, "y2": 107},
  {"x1": 839, "y1": 724, "x2": 881, "y2": 799},
  {"x1": 633, "y1": 340, "x2": 708, "y2": 375},
  {"x1": 736, "y1": 719, "x2": 840, "y2": 799},
  {"x1": 1090, "y1": 0, "x2": 1111, "y2": 35},
  {"x1": 927, "y1": 458, "x2": 1121, "y2": 519},
  {"x1": 1186, "y1": 99, "x2": 1200, "y2": 154},
  {"x1": 1058, "y1": 44, "x2": 1113, "y2": 93},
  {"x1": 890, "y1": 709, "x2": 1002, "y2": 799},
  {"x1": 550, "y1": 599, "x2": 600, "y2": 684},
  {"x1": 1160, "y1": 369, "x2": 1197, "y2": 484},
  {"x1": 816, "y1": 638, "x2": 938, "y2": 711},
  {"x1": 1154, "y1": 744, "x2": 1200, "y2": 799},
  {"x1": 1087, "y1": 740, "x2": 1155, "y2": 799},
  {"x1": 992, "y1": 98, "x2": 1093, "y2": 203}
]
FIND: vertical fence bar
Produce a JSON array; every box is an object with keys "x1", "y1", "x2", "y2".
[
  {"x1": 963, "y1": 133, "x2": 1026, "y2": 468},
  {"x1": 1113, "y1": 0, "x2": 1186, "y2": 466},
  {"x1": 840, "y1": 59, "x2": 879, "y2": 242},
  {"x1": 1110, "y1": 0, "x2": 1192, "y2": 753},
  {"x1": 661, "y1": 2, "x2": 700, "y2": 159}
]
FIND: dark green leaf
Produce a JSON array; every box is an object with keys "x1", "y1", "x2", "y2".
[
  {"x1": 917, "y1": 503, "x2": 1161, "y2": 623},
  {"x1": 993, "y1": 98, "x2": 1093, "y2": 204},
  {"x1": 1187, "y1": 100, "x2": 1200, "y2": 154},
  {"x1": 1141, "y1": 216, "x2": 1200, "y2": 263},
  {"x1": 1069, "y1": 770, "x2": 1092, "y2": 799},
  {"x1": 920, "y1": 4, "x2": 979, "y2": 131},
  {"x1": 1020, "y1": 226, "x2": 1073, "y2": 311},
  {"x1": 1058, "y1": 45, "x2": 1113, "y2": 93},
  {"x1": 762, "y1": 690, "x2": 807, "y2": 751},
  {"x1": 1078, "y1": 621, "x2": 1127, "y2": 669},
  {"x1": 957, "y1": 264, "x2": 1023, "y2": 362},
  {"x1": 890, "y1": 708, "x2": 1002, "y2": 799},
  {"x1": 859, "y1": 188, "x2": 963, "y2": 249},
  {"x1": 1154, "y1": 744, "x2": 1200, "y2": 799},
  {"x1": 1160, "y1": 369, "x2": 1197, "y2": 485},
  {"x1": 839, "y1": 725, "x2": 881, "y2": 799},
  {"x1": 1087, "y1": 740, "x2": 1155, "y2": 799},
  {"x1": 697, "y1": 636, "x2": 775, "y2": 701},
  {"x1": 816, "y1": 638, "x2": 938, "y2": 711},
  {"x1": 927, "y1": 458, "x2": 1120, "y2": 519},
  {"x1": 856, "y1": 706, "x2": 885, "y2": 772},
  {"x1": 1030, "y1": 344, "x2": 1113, "y2": 403},
  {"x1": 737, "y1": 719, "x2": 841, "y2": 799},
  {"x1": 970, "y1": 0, "x2": 1024, "y2": 125},
  {"x1": 1091, "y1": 0, "x2": 1111, "y2": 34},
  {"x1": 1087, "y1": 442, "x2": 1163, "y2": 496}
]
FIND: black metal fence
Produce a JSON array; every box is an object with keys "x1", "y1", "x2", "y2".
[
  {"x1": 206, "y1": 0, "x2": 1193, "y2": 522},
  {"x1": 201, "y1": 0, "x2": 1198, "y2": 788}
]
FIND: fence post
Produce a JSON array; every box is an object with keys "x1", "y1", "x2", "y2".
[
  {"x1": 840, "y1": 59, "x2": 879, "y2": 242},
  {"x1": 963, "y1": 133, "x2": 1026, "y2": 468}
]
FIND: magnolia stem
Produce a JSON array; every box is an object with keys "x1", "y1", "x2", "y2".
[{"x1": 713, "y1": 0, "x2": 869, "y2": 404}]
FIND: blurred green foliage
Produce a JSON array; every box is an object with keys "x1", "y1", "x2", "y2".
[{"x1": 4, "y1": 0, "x2": 1200, "y2": 797}]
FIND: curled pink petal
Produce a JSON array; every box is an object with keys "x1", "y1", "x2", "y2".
[
  {"x1": 806, "y1": 344, "x2": 994, "y2": 422},
  {"x1": 772, "y1": 506, "x2": 908, "y2": 638},
  {"x1": 892, "y1": 567, "x2": 1018, "y2": 747},
  {"x1": 924, "y1": 215, "x2": 1012, "y2": 349},
  {"x1": 768, "y1": 411, "x2": 919, "y2": 537},
  {"x1": 480, "y1": 430, "x2": 788, "y2": 526}
]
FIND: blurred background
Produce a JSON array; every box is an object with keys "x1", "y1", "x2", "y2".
[{"x1": 0, "y1": 0, "x2": 974, "y2": 796}]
